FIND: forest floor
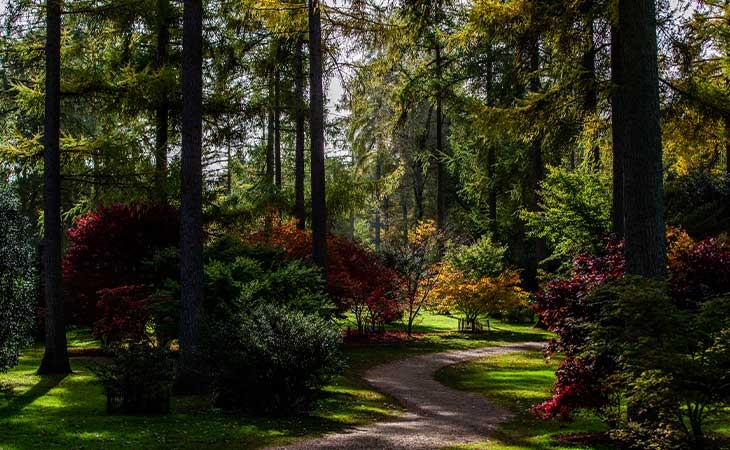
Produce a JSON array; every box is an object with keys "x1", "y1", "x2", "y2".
[{"x1": 266, "y1": 342, "x2": 544, "y2": 450}]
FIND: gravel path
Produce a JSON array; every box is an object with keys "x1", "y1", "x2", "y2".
[{"x1": 266, "y1": 341, "x2": 545, "y2": 450}]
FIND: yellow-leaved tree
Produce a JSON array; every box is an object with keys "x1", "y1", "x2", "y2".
[{"x1": 433, "y1": 264, "x2": 527, "y2": 332}]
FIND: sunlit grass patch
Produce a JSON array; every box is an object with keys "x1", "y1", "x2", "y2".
[{"x1": 437, "y1": 351, "x2": 615, "y2": 450}]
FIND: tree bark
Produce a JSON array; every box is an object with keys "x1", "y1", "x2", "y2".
[
  {"x1": 486, "y1": 56, "x2": 497, "y2": 235},
  {"x1": 39, "y1": 0, "x2": 70, "y2": 375},
  {"x1": 294, "y1": 36, "x2": 306, "y2": 230},
  {"x1": 154, "y1": 0, "x2": 170, "y2": 205},
  {"x1": 435, "y1": 42, "x2": 447, "y2": 231},
  {"x1": 525, "y1": 38, "x2": 546, "y2": 291},
  {"x1": 611, "y1": 24, "x2": 625, "y2": 240},
  {"x1": 178, "y1": 0, "x2": 204, "y2": 392},
  {"x1": 273, "y1": 40, "x2": 282, "y2": 190},
  {"x1": 581, "y1": 7, "x2": 600, "y2": 170},
  {"x1": 619, "y1": 0, "x2": 666, "y2": 279},
  {"x1": 309, "y1": 0, "x2": 327, "y2": 273}
]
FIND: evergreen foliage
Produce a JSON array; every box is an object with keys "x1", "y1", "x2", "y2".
[{"x1": 0, "y1": 185, "x2": 37, "y2": 372}]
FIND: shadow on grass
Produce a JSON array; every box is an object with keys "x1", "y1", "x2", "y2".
[{"x1": 0, "y1": 373, "x2": 68, "y2": 417}]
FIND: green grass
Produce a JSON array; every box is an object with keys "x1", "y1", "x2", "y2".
[
  {"x1": 0, "y1": 336, "x2": 400, "y2": 449},
  {"x1": 0, "y1": 315, "x2": 549, "y2": 450},
  {"x1": 436, "y1": 351, "x2": 615, "y2": 450}
]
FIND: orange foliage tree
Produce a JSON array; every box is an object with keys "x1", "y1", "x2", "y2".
[{"x1": 381, "y1": 221, "x2": 444, "y2": 336}]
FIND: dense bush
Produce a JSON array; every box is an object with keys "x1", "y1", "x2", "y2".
[
  {"x1": 204, "y1": 305, "x2": 344, "y2": 415},
  {"x1": 250, "y1": 222, "x2": 402, "y2": 320},
  {"x1": 665, "y1": 172, "x2": 730, "y2": 237},
  {"x1": 203, "y1": 234, "x2": 333, "y2": 318},
  {"x1": 0, "y1": 186, "x2": 37, "y2": 372},
  {"x1": 63, "y1": 203, "x2": 179, "y2": 325},
  {"x1": 93, "y1": 285, "x2": 152, "y2": 346},
  {"x1": 533, "y1": 234, "x2": 730, "y2": 449},
  {"x1": 445, "y1": 234, "x2": 506, "y2": 279},
  {"x1": 91, "y1": 346, "x2": 176, "y2": 414}
]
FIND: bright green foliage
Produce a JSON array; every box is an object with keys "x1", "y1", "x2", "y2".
[
  {"x1": 0, "y1": 184, "x2": 37, "y2": 372},
  {"x1": 446, "y1": 234, "x2": 507, "y2": 279},
  {"x1": 521, "y1": 166, "x2": 612, "y2": 266}
]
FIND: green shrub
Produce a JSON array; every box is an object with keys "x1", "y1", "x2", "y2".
[
  {"x1": 580, "y1": 277, "x2": 730, "y2": 448},
  {"x1": 203, "y1": 234, "x2": 332, "y2": 318},
  {"x1": 205, "y1": 305, "x2": 344, "y2": 415},
  {"x1": 446, "y1": 234, "x2": 506, "y2": 279},
  {"x1": 90, "y1": 346, "x2": 176, "y2": 414},
  {"x1": 0, "y1": 185, "x2": 37, "y2": 372}
]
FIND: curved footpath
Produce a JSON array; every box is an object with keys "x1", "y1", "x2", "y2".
[{"x1": 267, "y1": 341, "x2": 545, "y2": 450}]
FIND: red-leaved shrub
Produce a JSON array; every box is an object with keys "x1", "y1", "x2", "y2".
[
  {"x1": 93, "y1": 285, "x2": 151, "y2": 346},
  {"x1": 62, "y1": 203, "x2": 179, "y2": 325},
  {"x1": 532, "y1": 231, "x2": 730, "y2": 421},
  {"x1": 250, "y1": 222, "x2": 402, "y2": 324}
]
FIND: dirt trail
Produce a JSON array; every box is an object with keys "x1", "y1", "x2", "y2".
[{"x1": 267, "y1": 341, "x2": 544, "y2": 450}]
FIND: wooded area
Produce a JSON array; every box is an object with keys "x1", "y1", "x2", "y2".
[{"x1": 1, "y1": 1, "x2": 730, "y2": 449}]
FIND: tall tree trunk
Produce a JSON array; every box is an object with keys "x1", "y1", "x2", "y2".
[
  {"x1": 435, "y1": 42, "x2": 447, "y2": 231},
  {"x1": 486, "y1": 55, "x2": 497, "y2": 235},
  {"x1": 178, "y1": 0, "x2": 204, "y2": 392},
  {"x1": 294, "y1": 36, "x2": 306, "y2": 230},
  {"x1": 154, "y1": 0, "x2": 170, "y2": 205},
  {"x1": 39, "y1": 0, "x2": 70, "y2": 375},
  {"x1": 401, "y1": 179, "x2": 409, "y2": 241},
  {"x1": 619, "y1": 0, "x2": 666, "y2": 279},
  {"x1": 266, "y1": 109, "x2": 275, "y2": 185},
  {"x1": 413, "y1": 107, "x2": 432, "y2": 221},
  {"x1": 273, "y1": 40, "x2": 282, "y2": 190},
  {"x1": 525, "y1": 38, "x2": 546, "y2": 291},
  {"x1": 581, "y1": 8, "x2": 600, "y2": 170},
  {"x1": 611, "y1": 24, "x2": 625, "y2": 240},
  {"x1": 487, "y1": 145, "x2": 497, "y2": 235},
  {"x1": 309, "y1": 0, "x2": 327, "y2": 272},
  {"x1": 374, "y1": 156, "x2": 382, "y2": 251}
]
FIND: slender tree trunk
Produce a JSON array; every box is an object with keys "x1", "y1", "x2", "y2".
[
  {"x1": 294, "y1": 36, "x2": 306, "y2": 230},
  {"x1": 39, "y1": 0, "x2": 70, "y2": 375},
  {"x1": 401, "y1": 179, "x2": 409, "y2": 240},
  {"x1": 273, "y1": 41, "x2": 282, "y2": 190},
  {"x1": 266, "y1": 109, "x2": 275, "y2": 185},
  {"x1": 611, "y1": 25, "x2": 625, "y2": 240},
  {"x1": 619, "y1": 0, "x2": 666, "y2": 278},
  {"x1": 435, "y1": 43, "x2": 447, "y2": 231},
  {"x1": 309, "y1": 0, "x2": 327, "y2": 272},
  {"x1": 486, "y1": 56, "x2": 497, "y2": 235},
  {"x1": 525, "y1": 38, "x2": 546, "y2": 291},
  {"x1": 413, "y1": 107, "x2": 432, "y2": 221},
  {"x1": 581, "y1": 9, "x2": 600, "y2": 170},
  {"x1": 374, "y1": 156, "x2": 382, "y2": 252},
  {"x1": 178, "y1": 0, "x2": 204, "y2": 392},
  {"x1": 154, "y1": 0, "x2": 170, "y2": 205},
  {"x1": 487, "y1": 146, "x2": 497, "y2": 235}
]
